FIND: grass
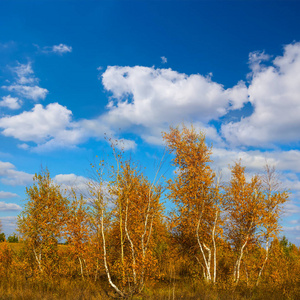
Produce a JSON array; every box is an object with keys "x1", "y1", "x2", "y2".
[
  {"x1": 0, "y1": 275, "x2": 295, "y2": 300},
  {"x1": 1, "y1": 243, "x2": 298, "y2": 299},
  {"x1": 7, "y1": 243, "x2": 24, "y2": 253}
]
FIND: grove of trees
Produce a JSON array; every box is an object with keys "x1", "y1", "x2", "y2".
[{"x1": 0, "y1": 125, "x2": 299, "y2": 299}]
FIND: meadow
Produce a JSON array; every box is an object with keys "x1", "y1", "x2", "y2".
[{"x1": 1, "y1": 126, "x2": 300, "y2": 299}]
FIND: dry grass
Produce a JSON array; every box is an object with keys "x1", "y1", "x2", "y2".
[
  {"x1": 7, "y1": 243, "x2": 24, "y2": 253},
  {"x1": 0, "y1": 276, "x2": 107, "y2": 300},
  {"x1": 0, "y1": 278, "x2": 295, "y2": 300}
]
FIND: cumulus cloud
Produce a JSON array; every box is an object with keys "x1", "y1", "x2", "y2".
[
  {"x1": 0, "y1": 201, "x2": 22, "y2": 211},
  {"x1": 0, "y1": 191, "x2": 18, "y2": 199},
  {"x1": 2, "y1": 42, "x2": 300, "y2": 157},
  {"x1": 54, "y1": 173, "x2": 90, "y2": 196},
  {"x1": 248, "y1": 50, "x2": 271, "y2": 74},
  {"x1": 38, "y1": 43, "x2": 72, "y2": 55},
  {"x1": 282, "y1": 224, "x2": 300, "y2": 243},
  {"x1": 51, "y1": 44, "x2": 72, "y2": 54},
  {"x1": 208, "y1": 147, "x2": 300, "y2": 187},
  {"x1": 0, "y1": 101, "x2": 114, "y2": 151},
  {"x1": 0, "y1": 161, "x2": 33, "y2": 186},
  {"x1": 12, "y1": 62, "x2": 36, "y2": 85},
  {"x1": 101, "y1": 66, "x2": 248, "y2": 131},
  {"x1": 17, "y1": 143, "x2": 30, "y2": 150},
  {"x1": 2, "y1": 62, "x2": 48, "y2": 102},
  {"x1": 0, "y1": 216, "x2": 18, "y2": 233},
  {"x1": 222, "y1": 42, "x2": 300, "y2": 147},
  {"x1": 161, "y1": 56, "x2": 167, "y2": 64},
  {"x1": 0, "y1": 103, "x2": 73, "y2": 143},
  {"x1": 211, "y1": 148, "x2": 300, "y2": 173},
  {"x1": 0, "y1": 95, "x2": 22, "y2": 110},
  {"x1": 113, "y1": 138, "x2": 137, "y2": 151},
  {"x1": 3, "y1": 85, "x2": 48, "y2": 101}
]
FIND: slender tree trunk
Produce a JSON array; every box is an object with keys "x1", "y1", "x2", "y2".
[
  {"x1": 114, "y1": 149, "x2": 125, "y2": 282},
  {"x1": 243, "y1": 261, "x2": 249, "y2": 287},
  {"x1": 139, "y1": 180, "x2": 156, "y2": 292},
  {"x1": 256, "y1": 239, "x2": 269, "y2": 286},
  {"x1": 196, "y1": 217, "x2": 211, "y2": 281},
  {"x1": 79, "y1": 257, "x2": 84, "y2": 279},
  {"x1": 212, "y1": 209, "x2": 219, "y2": 284},
  {"x1": 94, "y1": 258, "x2": 99, "y2": 282},
  {"x1": 101, "y1": 207, "x2": 125, "y2": 298},
  {"x1": 235, "y1": 238, "x2": 248, "y2": 284},
  {"x1": 125, "y1": 196, "x2": 137, "y2": 286},
  {"x1": 33, "y1": 248, "x2": 43, "y2": 273}
]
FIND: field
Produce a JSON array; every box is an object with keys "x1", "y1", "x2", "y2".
[{"x1": 1, "y1": 242, "x2": 300, "y2": 300}]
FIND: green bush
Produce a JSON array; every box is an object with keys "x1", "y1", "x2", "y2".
[
  {"x1": 0, "y1": 233, "x2": 5, "y2": 242},
  {"x1": 7, "y1": 234, "x2": 18, "y2": 243}
]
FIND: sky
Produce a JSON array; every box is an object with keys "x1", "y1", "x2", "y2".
[{"x1": 1, "y1": 0, "x2": 300, "y2": 244}]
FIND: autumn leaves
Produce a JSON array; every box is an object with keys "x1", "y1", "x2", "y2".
[
  {"x1": 164, "y1": 125, "x2": 288, "y2": 286},
  {"x1": 16, "y1": 125, "x2": 288, "y2": 297}
]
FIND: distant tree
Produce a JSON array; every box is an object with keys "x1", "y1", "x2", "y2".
[
  {"x1": 7, "y1": 234, "x2": 18, "y2": 243},
  {"x1": 17, "y1": 169, "x2": 69, "y2": 276},
  {"x1": 0, "y1": 233, "x2": 5, "y2": 242}
]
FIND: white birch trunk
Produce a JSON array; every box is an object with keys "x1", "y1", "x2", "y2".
[
  {"x1": 101, "y1": 207, "x2": 125, "y2": 298},
  {"x1": 33, "y1": 248, "x2": 43, "y2": 273},
  {"x1": 235, "y1": 238, "x2": 248, "y2": 284},
  {"x1": 78, "y1": 257, "x2": 84, "y2": 279},
  {"x1": 124, "y1": 195, "x2": 137, "y2": 286},
  {"x1": 196, "y1": 217, "x2": 211, "y2": 281},
  {"x1": 212, "y1": 208, "x2": 219, "y2": 284},
  {"x1": 256, "y1": 239, "x2": 269, "y2": 286}
]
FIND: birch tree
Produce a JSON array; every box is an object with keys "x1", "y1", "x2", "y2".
[
  {"x1": 225, "y1": 161, "x2": 264, "y2": 284},
  {"x1": 89, "y1": 145, "x2": 164, "y2": 298},
  {"x1": 256, "y1": 164, "x2": 288, "y2": 286},
  {"x1": 163, "y1": 125, "x2": 222, "y2": 283},
  {"x1": 64, "y1": 192, "x2": 92, "y2": 279},
  {"x1": 17, "y1": 169, "x2": 69, "y2": 277}
]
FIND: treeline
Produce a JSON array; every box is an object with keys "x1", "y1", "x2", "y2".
[{"x1": 1, "y1": 126, "x2": 300, "y2": 299}]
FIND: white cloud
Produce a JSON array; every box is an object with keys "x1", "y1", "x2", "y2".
[
  {"x1": 0, "y1": 161, "x2": 33, "y2": 186},
  {"x1": 0, "y1": 103, "x2": 73, "y2": 143},
  {"x1": 161, "y1": 56, "x2": 167, "y2": 64},
  {"x1": 222, "y1": 42, "x2": 300, "y2": 147},
  {"x1": 17, "y1": 143, "x2": 30, "y2": 150},
  {"x1": 0, "y1": 201, "x2": 22, "y2": 211},
  {"x1": 248, "y1": 50, "x2": 271, "y2": 74},
  {"x1": 114, "y1": 138, "x2": 137, "y2": 151},
  {"x1": 2, "y1": 62, "x2": 48, "y2": 102},
  {"x1": 101, "y1": 66, "x2": 248, "y2": 134},
  {"x1": 0, "y1": 101, "x2": 116, "y2": 151},
  {"x1": 0, "y1": 95, "x2": 22, "y2": 110},
  {"x1": 12, "y1": 62, "x2": 36, "y2": 85},
  {"x1": 211, "y1": 148, "x2": 300, "y2": 173},
  {"x1": 54, "y1": 173, "x2": 90, "y2": 198},
  {"x1": 4, "y1": 85, "x2": 48, "y2": 101},
  {"x1": 51, "y1": 44, "x2": 72, "y2": 54},
  {"x1": 0, "y1": 216, "x2": 18, "y2": 234},
  {"x1": 208, "y1": 147, "x2": 300, "y2": 188},
  {"x1": 2, "y1": 42, "x2": 300, "y2": 158},
  {"x1": 0, "y1": 191, "x2": 18, "y2": 199}
]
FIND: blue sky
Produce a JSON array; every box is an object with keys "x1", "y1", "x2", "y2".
[{"x1": 1, "y1": 0, "x2": 300, "y2": 244}]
